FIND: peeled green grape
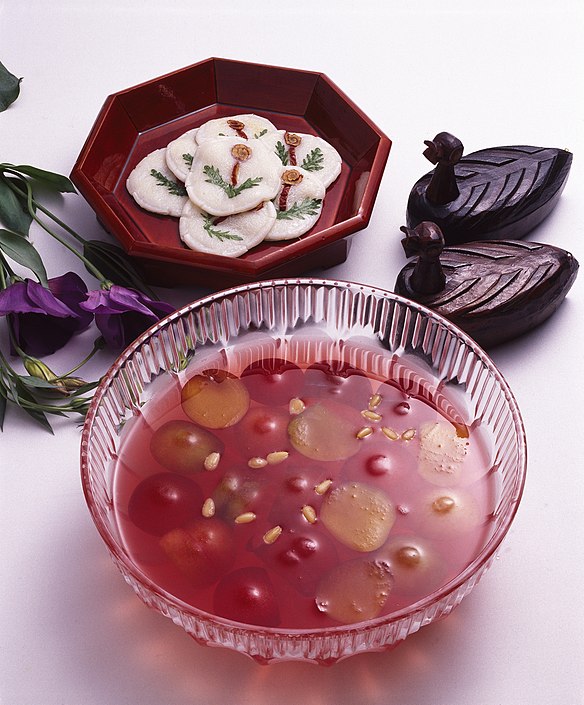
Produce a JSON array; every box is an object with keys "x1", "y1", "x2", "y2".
[
  {"x1": 320, "y1": 482, "x2": 396, "y2": 552},
  {"x1": 315, "y1": 558, "x2": 393, "y2": 624},
  {"x1": 181, "y1": 370, "x2": 249, "y2": 429},
  {"x1": 150, "y1": 420, "x2": 223, "y2": 474},
  {"x1": 287, "y1": 399, "x2": 362, "y2": 461}
]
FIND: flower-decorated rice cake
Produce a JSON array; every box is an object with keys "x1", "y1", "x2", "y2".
[{"x1": 186, "y1": 137, "x2": 282, "y2": 217}]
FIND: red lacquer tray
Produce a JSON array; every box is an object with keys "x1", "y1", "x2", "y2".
[{"x1": 71, "y1": 58, "x2": 391, "y2": 288}]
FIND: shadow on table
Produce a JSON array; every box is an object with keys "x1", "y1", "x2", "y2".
[{"x1": 40, "y1": 502, "x2": 485, "y2": 705}]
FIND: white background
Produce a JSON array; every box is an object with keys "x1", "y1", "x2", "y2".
[{"x1": 1, "y1": 1, "x2": 583, "y2": 703}]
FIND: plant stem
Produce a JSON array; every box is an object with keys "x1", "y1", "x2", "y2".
[
  {"x1": 3, "y1": 176, "x2": 109, "y2": 283},
  {"x1": 58, "y1": 337, "x2": 104, "y2": 378}
]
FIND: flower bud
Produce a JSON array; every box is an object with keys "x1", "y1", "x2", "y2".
[
  {"x1": 24, "y1": 357, "x2": 69, "y2": 395},
  {"x1": 24, "y1": 357, "x2": 58, "y2": 382},
  {"x1": 60, "y1": 376, "x2": 89, "y2": 391}
]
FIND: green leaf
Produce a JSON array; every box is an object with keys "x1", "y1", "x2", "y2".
[
  {"x1": 182, "y1": 153, "x2": 194, "y2": 168},
  {"x1": 202, "y1": 165, "x2": 262, "y2": 199},
  {"x1": 275, "y1": 141, "x2": 289, "y2": 166},
  {"x1": 0, "y1": 385, "x2": 7, "y2": 430},
  {"x1": 12, "y1": 378, "x2": 55, "y2": 432},
  {"x1": 202, "y1": 213, "x2": 243, "y2": 242},
  {"x1": 18, "y1": 375, "x2": 60, "y2": 390},
  {"x1": 0, "y1": 228, "x2": 48, "y2": 285},
  {"x1": 301, "y1": 148, "x2": 324, "y2": 172},
  {"x1": 0, "y1": 176, "x2": 32, "y2": 235},
  {"x1": 150, "y1": 169, "x2": 187, "y2": 197},
  {"x1": 276, "y1": 197, "x2": 322, "y2": 220},
  {"x1": 0, "y1": 61, "x2": 22, "y2": 112},
  {"x1": 254, "y1": 129, "x2": 268, "y2": 139},
  {"x1": 10, "y1": 165, "x2": 76, "y2": 193}
]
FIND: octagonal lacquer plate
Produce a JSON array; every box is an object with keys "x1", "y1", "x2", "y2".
[{"x1": 71, "y1": 58, "x2": 391, "y2": 288}]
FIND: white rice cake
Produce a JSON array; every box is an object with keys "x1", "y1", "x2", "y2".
[
  {"x1": 126, "y1": 148, "x2": 188, "y2": 217},
  {"x1": 265, "y1": 130, "x2": 342, "y2": 188},
  {"x1": 186, "y1": 136, "x2": 282, "y2": 217},
  {"x1": 165, "y1": 128, "x2": 198, "y2": 182},
  {"x1": 179, "y1": 200, "x2": 276, "y2": 257},
  {"x1": 195, "y1": 114, "x2": 278, "y2": 144},
  {"x1": 265, "y1": 169, "x2": 326, "y2": 241}
]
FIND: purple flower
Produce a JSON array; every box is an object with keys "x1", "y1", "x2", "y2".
[
  {"x1": 0, "y1": 272, "x2": 93, "y2": 356},
  {"x1": 79, "y1": 285, "x2": 175, "y2": 349}
]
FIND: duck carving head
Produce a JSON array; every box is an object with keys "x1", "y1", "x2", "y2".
[
  {"x1": 399, "y1": 222, "x2": 446, "y2": 295},
  {"x1": 423, "y1": 132, "x2": 464, "y2": 166}
]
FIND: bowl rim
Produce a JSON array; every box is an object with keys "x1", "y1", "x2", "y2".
[{"x1": 80, "y1": 277, "x2": 527, "y2": 638}]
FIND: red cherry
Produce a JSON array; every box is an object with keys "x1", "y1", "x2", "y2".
[
  {"x1": 240, "y1": 358, "x2": 304, "y2": 406},
  {"x1": 366, "y1": 453, "x2": 393, "y2": 476},
  {"x1": 235, "y1": 405, "x2": 290, "y2": 458},
  {"x1": 213, "y1": 567, "x2": 280, "y2": 627},
  {"x1": 285, "y1": 474, "x2": 310, "y2": 493},
  {"x1": 302, "y1": 361, "x2": 372, "y2": 406},
  {"x1": 394, "y1": 402, "x2": 411, "y2": 416},
  {"x1": 212, "y1": 471, "x2": 263, "y2": 521},
  {"x1": 160, "y1": 517, "x2": 235, "y2": 588},
  {"x1": 258, "y1": 530, "x2": 338, "y2": 596},
  {"x1": 268, "y1": 467, "x2": 322, "y2": 525},
  {"x1": 128, "y1": 473, "x2": 202, "y2": 536}
]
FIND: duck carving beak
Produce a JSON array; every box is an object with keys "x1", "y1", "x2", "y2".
[
  {"x1": 400, "y1": 225, "x2": 421, "y2": 258},
  {"x1": 423, "y1": 140, "x2": 440, "y2": 164}
]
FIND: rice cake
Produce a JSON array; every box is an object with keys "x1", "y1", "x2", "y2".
[
  {"x1": 266, "y1": 130, "x2": 342, "y2": 188},
  {"x1": 195, "y1": 114, "x2": 278, "y2": 144},
  {"x1": 186, "y1": 137, "x2": 282, "y2": 217},
  {"x1": 126, "y1": 148, "x2": 188, "y2": 217},
  {"x1": 265, "y1": 168, "x2": 326, "y2": 241},
  {"x1": 179, "y1": 200, "x2": 276, "y2": 257},
  {"x1": 165, "y1": 128, "x2": 198, "y2": 182}
]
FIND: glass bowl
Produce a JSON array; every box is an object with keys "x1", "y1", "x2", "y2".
[{"x1": 80, "y1": 279, "x2": 526, "y2": 665}]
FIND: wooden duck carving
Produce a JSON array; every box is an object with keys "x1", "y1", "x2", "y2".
[
  {"x1": 395, "y1": 221, "x2": 579, "y2": 348},
  {"x1": 406, "y1": 132, "x2": 572, "y2": 244}
]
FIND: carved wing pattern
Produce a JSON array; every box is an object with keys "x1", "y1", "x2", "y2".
[
  {"x1": 395, "y1": 240, "x2": 579, "y2": 347},
  {"x1": 407, "y1": 146, "x2": 572, "y2": 243}
]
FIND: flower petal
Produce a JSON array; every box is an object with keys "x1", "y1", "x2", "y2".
[
  {"x1": 0, "y1": 279, "x2": 76, "y2": 317},
  {"x1": 82, "y1": 285, "x2": 174, "y2": 349}
]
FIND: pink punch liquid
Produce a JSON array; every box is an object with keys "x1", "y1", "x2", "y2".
[{"x1": 114, "y1": 334, "x2": 496, "y2": 629}]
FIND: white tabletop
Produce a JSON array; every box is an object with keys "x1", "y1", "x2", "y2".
[{"x1": 1, "y1": 2, "x2": 583, "y2": 703}]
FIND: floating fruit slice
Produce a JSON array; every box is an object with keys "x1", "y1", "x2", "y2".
[
  {"x1": 417, "y1": 421, "x2": 470, "y2": 486},
  {"x1": 181, "y1": 370, "x2": 250, "y2": 429},
  {"x1": 213, "y1": 566, "x2": 280, "y2": 627},
  {"x1": 160, "y1": 517, "x2": 235, "y2": 588},
  {"x1": 287, "y1": 399, "x2": 362, "y2": 461},
  {"x1": 127, "y1": 473, "x2": 202, "y2": 536},
  {"x1": 315, "y1": 558, "x2": 393, "y2": 624},
  {"x1": 320, "y1": 482, "x2": 395, "y2": 552},
  {"x1": 150, "y1": 420, "x2": 224, "y2": 474}
]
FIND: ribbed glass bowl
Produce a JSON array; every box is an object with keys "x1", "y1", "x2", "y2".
[{"x1": 80, "y1": 279, "x2": 526, "y2": 664}]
